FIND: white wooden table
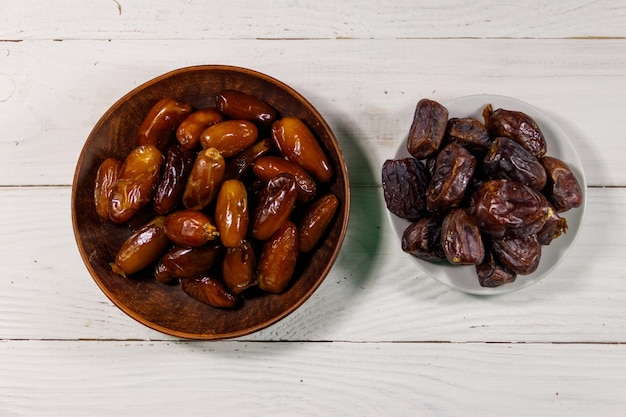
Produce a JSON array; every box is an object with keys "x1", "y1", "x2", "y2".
[{"x1": 2, "y1": 1, "x2": 625, "y2": 415}]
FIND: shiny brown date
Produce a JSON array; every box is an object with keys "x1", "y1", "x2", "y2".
[
  {"x1": 252, "y1": 174, "x2": 298, "y2": 241},
  {"x1": 137, "y1": 98, "x2": 192, "y2": 151},
  {"x1": 441, "y1": 209, "x2": 484, "y2": 265},
  {"x1": 200, "y1": 120, "x2": 258, "y2": 158},
  {"x1": 216, "y1": 90, "x2": 278, "y2": 129},
  {"x1": 382, "y1": 158, "x2": 429, "y2": 221},
  {"x1": 176, "y1": 108, "x2": 224, "y2": 150},
  {"x1": 401, "y1": 215, "x2": 446, "y2": 261},
  {"x1": 271, "y1": 117, "x2": 333, "y2": 183},
  {"x1": 224, "y1": 137, "x2": 275, "y2": 180},
  {"x1": 222, "y1": 240, "x2": 258, "y2": 295},
  {"x1": 94, "y1": 157, "x2": 121, "y2": 219},
  {"x1": 297, "y1": 194, "x2": 339, "y2": 253},
  {"x1": 181, "y1": 275, "x2": 238, "y2": 309},
  {"x1": 215, "y1": 179, "x2": 249, "y2": 248},
  {"x1": 407, "y1": 99, "x2": 449, "y2": 159},
  {"x1": 111, "y1": 216, "x2": 170, "y2": 277},
  {"x1": 257, "y1": 221, "x2": 298, "y2": 294},
  {"x1": 426, "y1": 142, "x2": 476, "y2": 212},
  {"x1": 109, "y1": 145, "x2": 164, "y2": 224},
  {"x1": 484, "y1": 105, "x2": 547, "y2": 158},
  {"x1": 160, "y1": 243, "x2": 224, "y2": 280},
  {"x1": 182, "y1": 147, "x2": 225, "y2": 210},
  {"x1": 491, "y1": 233, "x2": 541, "y2": 275},
  {"x1": 154, "y1": 259, "x2": 175, "y2": 284},
  {"x1": 153, "y1": 144, "x2": 193, "y2": 215},
  {"x1": 541, "y1": 156, "x2": 583, "y2": 212},
  {"x1": 483, "y1": 136, "x2": 547, "y2": 191},
  {"x1": 253, "y1": 156, "x2": 317, "y2": 203},
  {"x1": 164, "y1": 209, "x2": 219, "y2": 247},
  {"x1": 470, "y1": 179, "x2": 554, "y2": 239}
]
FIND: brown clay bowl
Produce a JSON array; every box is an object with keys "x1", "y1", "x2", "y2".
[{"x1": 72, "y1": 65, "x2": 350, "y2": 339}]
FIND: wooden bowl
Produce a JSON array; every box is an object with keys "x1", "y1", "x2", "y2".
[{"x1": 72, "y1": 65, "x2": 350, "y2": 339}]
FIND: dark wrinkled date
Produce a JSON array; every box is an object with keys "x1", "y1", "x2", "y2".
[
  {"x1": 382, "y1": 158, "x2": 429, "y2": 221},
  {"x1": 447, "y1": 117, "x2": 491, "y2": 155},
  {"x1": 384, "y1": 98, "x2": 584, "y2": 288},
  {"x1": 541, "y1": 156, "x2": 583, "y2": 212},
  {"x1": 426, "y1": 142, "x2": 476, "y2": 212},
  {"x1": 407, "y1": 99, "x2": 449, "y2": 159},
  {"x1": 441, "y1": 209, "x2": 484, "y2": 265},
  {"x1": 470, "y1": 179, "x2": 554, "y2": 239},
  {"x1": 483, "y1": 136, "x2": 547, "y2": 191},
  {"x1": 401, "y1": 215, "x2": 446, "y2": 261},
  {"x1": 484, "y1": 104, "x2": 547, "y2": 158}
]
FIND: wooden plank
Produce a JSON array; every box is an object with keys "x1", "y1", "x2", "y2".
[
  {"x1": 0, "y1": 186, "x2": 623, "y2": 343},
  {"x1": 1, "y1": 39, "x2": 625, "y2": 187},
  {"x1": 1, "y1": 340, "x2": 624, "y2": 416},
  {"x1": 2, "y1": 0, "x2": 626, "y2": 40}
]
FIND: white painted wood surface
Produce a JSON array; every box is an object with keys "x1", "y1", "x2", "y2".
[{"x1": 1, "y1": 1, "x2": 625, "y2": 416}]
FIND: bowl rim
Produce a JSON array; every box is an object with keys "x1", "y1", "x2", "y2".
[{"x1": 71, "y1": 65, "x2": 351, "y2": 339}]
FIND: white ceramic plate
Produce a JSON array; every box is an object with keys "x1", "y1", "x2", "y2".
[{"x1": 388, "y1": 94, "x2": 587, "y2": 295}]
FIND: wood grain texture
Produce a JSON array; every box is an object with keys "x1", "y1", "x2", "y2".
[
  {"x1": 2, "y1": 1, "x2": 625, "y2": 415},
  {"x1": 2, "y1": 0, "x2": 626, "y2": 40},
  {"x1": 1, "y1": 340, "x2": 624, "y2": 417},
  {"x1": 1, "y1": 39, "x2": 625, "y2": 186}
]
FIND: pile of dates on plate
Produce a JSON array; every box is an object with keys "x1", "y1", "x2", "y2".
[
  {"x1": 94, "y1": 91, "x2": 339, "y2": 308},
  {"x1": 382, "y1": 99, "x2": 583, "y2": 287}
]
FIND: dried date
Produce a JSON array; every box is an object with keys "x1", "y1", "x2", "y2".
[
  {"x1": 541, "y1": 156, "x2": 583, "y2": 212},
  {"x1": 253, "y1": 156, "x2": 318, "y2": 203},
  {"x1": 160, "y1": 243, "x2": 224, "y2": 280},
  {"x1": 491, "y1": 234, "x2": 541, "y2": 275},
  {"x1": 484, "y1": 105, "x2": 547, "y2": 158},
  {"x1": 483, "y1": 136, "x2": 547, "y2": 191},
  {"x1": 153, "y1": 144, "x2": 193, "y2": 215},
  {"x1": 182, "y1": 147, "x2": 225, "y2": 210},
  {"x1": 401, "y1": 215, "x2": 446, "y2": 261},
  {"x1": 426, "y1": 142, "x2": 476, "y2": 212},
  {"x1": 94, "y1": 157, "x2": 122, "y2": 220},
  {"x1": 257, "y1": 221, "x2": 299, "y2": 294},
  {"x1": 271, "y1": 117, "x2": 333, "y2": 183},
  {"x1": 224, "y1": 137, "x2": 274, "y2": 180},
  {"x1": 164, "y1": 209, "x2": 219, "y2": 247},
  {"x1": 216, "y1": 89, "x2": 278, "y2": 130},
  {"x1": 109, "y1": 145, "x2": 163, "y2": 224},
  {"x1": 382, "y1": 158, "x2": 429, "y2": 221},
  {"x1": 470, "y1": 179, "x2": 555, "y2": 239},
  {"x1": 110, "y1": 216, "x2": 170, "y2": 277},
  {"x1": 200, "y1": 120, "x2": 259, "y2": 158},
  {"x1": 137, "y1": 98, "x2": 192, "y2": 151},
  {"x1": 475, "y1": 250, "x2": 517, "y2": 288},
  {"x1": 441, "y1": 209, "x2": 484, "y2": 265},
  {"x1": 447, "y1": 117, "x2": 491, "y2": 155},
  {"x1": 222, "y1": 240, "x2": 258, "y2": 295},
  {"x1": 537, "y1": 207, "x2": 568, "y2": 245},
  {"x1": 176, "y1": 108, "x2": 224, "y2": 150},
  {"x1": 297, "y1": 194, "x2": 339, "y2": 253},
  {"x1": 407, "y1": 99, "x2": 449, "y2": 159},
  {"x1": 181, "y1": 275, "x2": 238, "y2": 309},
  {"x1": 251, "y1": 174, "x2": 298, "y2": 241},
  {"x1": 215, "y1": 179, "x2": 249, "y2": 248}
]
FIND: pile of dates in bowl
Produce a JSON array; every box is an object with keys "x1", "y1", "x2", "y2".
[
  {"x1": 383, "y1": 96, "x2": 585, "y2": 293},
  {"x1": 72, "y1": 66, "x2": 350, "y2": 339}
]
